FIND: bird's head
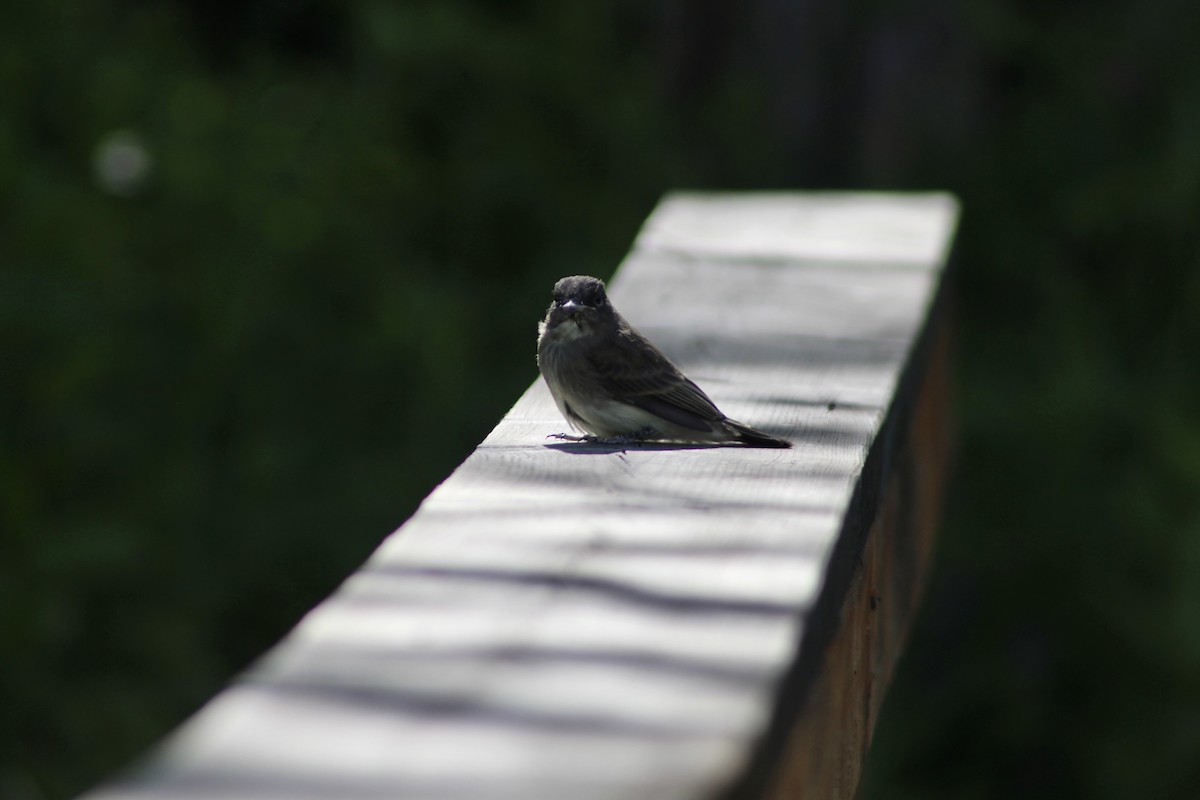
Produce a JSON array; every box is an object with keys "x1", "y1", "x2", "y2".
[{"x1": 541, "y1": 275, "x2": 615, "y2": 340}]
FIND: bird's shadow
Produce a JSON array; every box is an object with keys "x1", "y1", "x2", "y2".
[{"x1": 543, "y1": 439, "x2": 728, "y2": 455}]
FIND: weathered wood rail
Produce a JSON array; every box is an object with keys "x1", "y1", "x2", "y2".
[{"x1": 83, "y1": 192, "x2": 959, "y2": 800}]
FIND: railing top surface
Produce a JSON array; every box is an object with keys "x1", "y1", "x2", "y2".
[{"x1": 86, "y1": 191, "x2": 959, "y2": 800}]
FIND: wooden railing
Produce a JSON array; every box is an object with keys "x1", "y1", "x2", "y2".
[{"x1": 83, "y1": 191, "x2": 959, "y2": 800}]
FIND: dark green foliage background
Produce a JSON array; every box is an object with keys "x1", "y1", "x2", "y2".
[{"x1": 2, "y1": 1, "x2": 1198, "y2": 798}]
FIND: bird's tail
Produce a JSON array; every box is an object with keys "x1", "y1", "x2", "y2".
[{"x1": 726, "y1": 419, "x2": 791, "y2": 448}]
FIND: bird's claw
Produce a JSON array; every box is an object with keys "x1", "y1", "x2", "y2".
[
  {"x1": 546, "y1": 432, "x2": 593, "y2": 443},
  {"x1": 546, "y1": 427, "x2": 657, "y2": 446}
]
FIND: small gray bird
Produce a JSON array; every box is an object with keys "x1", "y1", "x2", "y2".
[{"x1": 537, "y1": 275, "x2": 790, "y2": 448}]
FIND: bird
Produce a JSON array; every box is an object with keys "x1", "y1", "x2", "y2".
[{"x1": 536, "y1": 275, "x2": 790, "y2": 448}]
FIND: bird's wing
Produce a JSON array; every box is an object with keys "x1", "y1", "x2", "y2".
[{"x1": 586, "y1": 328, "x2": 723, "y2": 432}]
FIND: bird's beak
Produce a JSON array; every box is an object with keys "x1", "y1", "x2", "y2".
[{"x1": 560, "y1": 299, "x2": 580, "y2": 310}]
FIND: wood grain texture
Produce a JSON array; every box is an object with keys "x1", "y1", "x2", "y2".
[{"x1": 82, "y1": 192, "x2": 959, "y2": 800}]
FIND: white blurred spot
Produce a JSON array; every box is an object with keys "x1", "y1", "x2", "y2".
[{"x1": 93, "y1": 130, "x2": 153, "y2": 197}]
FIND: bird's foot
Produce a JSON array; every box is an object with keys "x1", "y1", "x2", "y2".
[
  {"x1": 547, "y1": 427, "x2": 657, "y2": 446},
  {"x1": 546, "y1": 432, "x2": 595, "y2": 443}
]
